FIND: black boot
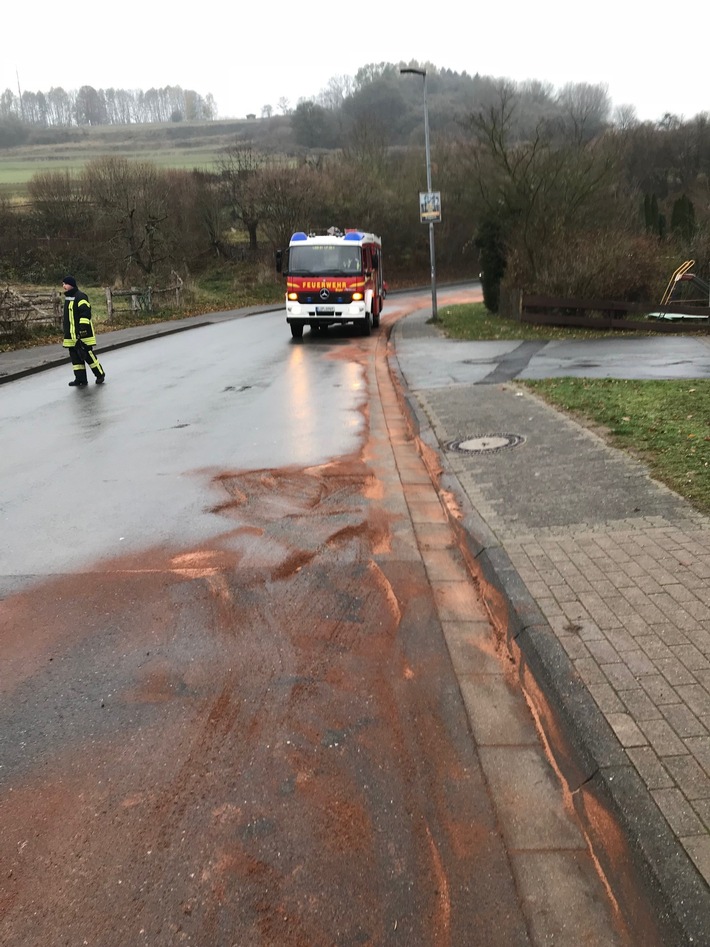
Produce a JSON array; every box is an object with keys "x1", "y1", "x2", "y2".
[
  {"x1": 69, "y1": 379, "x2": 88, "y2": 387},
  {"x1": 95, "y1": 372, "x2": 106, "y2": 384}
]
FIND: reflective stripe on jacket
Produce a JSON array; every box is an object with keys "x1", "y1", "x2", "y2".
[{"x1": 63, "y1": 290, "x2": 97, "y2": 348}]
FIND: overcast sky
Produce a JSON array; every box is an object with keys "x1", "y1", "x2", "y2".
[{"x1": 4, "y1": 0, "x2": 708, "y2": 124}]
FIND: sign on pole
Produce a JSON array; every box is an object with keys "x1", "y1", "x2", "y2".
[{"x1": 419, "y1": 191, "x2": 441, "y2": 223}]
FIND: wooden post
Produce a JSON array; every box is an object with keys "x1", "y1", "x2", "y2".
[
  {"x1": 131, "y1": 288, "x2": 139, "y2": 313},
  {"x1": 172, "y1": 271, "x2": 183, "y2": 308},
  {"x1": 105, "y1": 287, "x2": 113, "y2": 322}
]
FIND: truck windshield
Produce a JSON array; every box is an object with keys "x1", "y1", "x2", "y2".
[{"x1": 289, "y1": 245, "x2": 362, "y2": 275}]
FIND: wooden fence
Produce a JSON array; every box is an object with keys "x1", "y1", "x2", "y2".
[
  {"x1": 0, "y1": 287, "x2": 61, "y2": 336},
  {"x1": 1, "y1": 276, "x2": 186, "y2": 336},
  {"x1": 506, "y1": 291, "x2": 710, "y2": 332},
  {"x1": 105, "y1": 274, "x2": 184, "y2": 321}
]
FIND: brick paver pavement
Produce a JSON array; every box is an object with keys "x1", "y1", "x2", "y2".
[
  {"x1": 507, "y1": 523, "x2": 710, "y2": 880},
  {"x1": 392, "y1": 311, "x2": 710, "y2": 939},
  {"x1": 414, "y1": 381, "x2": 710, "y2": 879}
]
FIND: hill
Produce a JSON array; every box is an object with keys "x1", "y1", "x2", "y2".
[{"x1": 0, "y1": 116, "x2": 295, "y2": 196}]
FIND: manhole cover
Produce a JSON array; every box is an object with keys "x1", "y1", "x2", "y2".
[{"x1": 446, "y1": 433, "x2": 525, "y2": 454}]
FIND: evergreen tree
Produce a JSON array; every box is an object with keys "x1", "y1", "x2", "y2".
[
  {"x1": 670, "y1": 195, "x2": 696, "y2": 241},
  {"x1": 474, "y1": 217, "x2": 507, "y2": 312}
]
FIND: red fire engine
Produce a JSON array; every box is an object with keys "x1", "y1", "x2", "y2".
[{"x1": 276, "y1": 227, "x2": 385, "y2": 339}]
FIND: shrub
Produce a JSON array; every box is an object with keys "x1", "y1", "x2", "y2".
[{"x1": 515, "y1": 230, "x2": 667, "y2": 301}]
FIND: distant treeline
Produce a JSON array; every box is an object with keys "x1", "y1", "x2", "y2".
[
  {"x1": 2, "y1": 62, "x2": 710, "y2": 309},
  {"x1": 0, "y1": 84, "x2": 216, "y2": 132},
  {"x1": 290, "y1": 62, "x2": 615, "y2": 150},
  {"x1": 285, "y1": 60, "x2": 708, "y2": 149},
  {"x1": 3, "y1": 59, "x2": 708, "y2": 149}
]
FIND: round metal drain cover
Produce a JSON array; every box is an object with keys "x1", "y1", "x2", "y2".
[{"x1": 446, "y1": 433, "x2": 525, "y2": 454}]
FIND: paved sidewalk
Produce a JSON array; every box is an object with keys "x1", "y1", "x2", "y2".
[{"x1": 391, "y1": 310, "x2": 710, "y2": 943}]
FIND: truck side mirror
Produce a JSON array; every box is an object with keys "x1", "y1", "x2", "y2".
[
  {"x1": 275, "y1": 249, "x2": 283, "y2": 273},
  {"x1": 371, "y1": 251, "x2": 379, "y2": 270}
]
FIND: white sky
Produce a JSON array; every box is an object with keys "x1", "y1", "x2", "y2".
[{"x1": 4, "y1": 0, "x2": 709, "y2": 124}]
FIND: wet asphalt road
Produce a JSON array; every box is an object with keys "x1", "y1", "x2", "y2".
[
  {"x1": 0, "y1": 310, "x2": 366, "y2": 595},
  {"x1": 1, "y1": 289, "x2": 552, "y2": 946},
  {"x1": 0, "y1": 290, "x2": 670, "y2": 945}
]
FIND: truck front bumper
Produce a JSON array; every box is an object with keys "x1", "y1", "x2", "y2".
[{"x1": 286, "y1": 300, "x2": 367, "y2": 325}]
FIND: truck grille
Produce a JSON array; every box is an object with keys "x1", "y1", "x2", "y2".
[{"x1": 298, "y1": 292, "x2": 352, "y2": 304}]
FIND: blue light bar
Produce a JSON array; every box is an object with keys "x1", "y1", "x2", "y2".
[
  {"x1": 290, "y1": 232, "x2": 308, "y2": 241},
  {"x1": 344, "y1": 231, "x2": 364, "y2": 241}
]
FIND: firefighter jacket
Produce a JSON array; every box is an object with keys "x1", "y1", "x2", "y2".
[{"x1": 62, "y1": 290, "x2": 97, "y2": 348}]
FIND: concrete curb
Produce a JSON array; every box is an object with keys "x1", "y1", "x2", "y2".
[{"x1": 388, "y1": 316, "x2": 710, "y2": 945}]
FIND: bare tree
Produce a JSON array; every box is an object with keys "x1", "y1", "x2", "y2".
[
  {"x1": 188, "y1": 171, "x2": 237, "y2": 259},
  {"x1": 259, "y1": 164, "x2": 317, "y2": 249},
  {"x1": 215, "y1": 146, "x2": 268, "y2": 255},
  {"x1": 0, "y1": 89, "x2": 16, "y2": 118},
  {"x1": 555, "y1": 82, "x2": 611, "y2": 143},
  {"x1": 467, "y1": 83, "x2": 620, "y2": 285},
  {"x1": 613, "y1": 104, "x2": 639, "y2": 131},
  {"x1": 45, "y1": 87, "x2": 73, "y2": 126},
  {"x1": 82, "y1": 156, "x2": 171, "y2": 276},
  {"x1": 341, "y1": 114, "x2": 388, "y2": 169},
  {"x1": 28, "y1": 169, "x2": 91, "y2": 236},
  {"x1": 317, "y1": 75, "x2": 356, "y2": 111}
]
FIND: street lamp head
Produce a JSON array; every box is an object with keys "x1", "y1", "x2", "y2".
[{"x1": 400, "y1": 67, "x2": 426, "y2": 77}]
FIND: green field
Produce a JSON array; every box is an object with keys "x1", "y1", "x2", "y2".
[
  {"x1": 0, "y1": 117, "x2": 276, "y2": 196},
  {"x1": 0, "y1": 152, "x2": 222, "y2": 196},
  {"x1": 0, "y1": 148, "x2": 220, "y2": 197}
]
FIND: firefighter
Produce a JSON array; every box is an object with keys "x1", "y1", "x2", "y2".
[{"x1": 61, "y1": 276, "x2": 106, "y2": 387}]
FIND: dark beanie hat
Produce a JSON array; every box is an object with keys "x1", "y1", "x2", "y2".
[{"x1": 62, "y1": 275, "x2": 77, "y2": 288}]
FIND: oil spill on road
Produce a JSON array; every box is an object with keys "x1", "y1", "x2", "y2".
[
  {"x1": 0, "y1": 287, "x2": 529, "y2": 945},
  {"x1": 0, "y1": 447, "x2": 527, "y2": 946}
]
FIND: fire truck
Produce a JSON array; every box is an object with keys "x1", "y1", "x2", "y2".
[{"x1": 275, "y1": 227, "x2": 385, "y2": 339}]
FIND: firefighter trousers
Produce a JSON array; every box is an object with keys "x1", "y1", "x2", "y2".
[{"x1": 68, "y1": 341, "x2": 105, "y2": 384}]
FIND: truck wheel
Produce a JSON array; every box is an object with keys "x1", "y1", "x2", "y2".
[
  {"x1": 361, "y1": 312, "x2": 372, "y2": 336},
  {"x1": 373, "y1": 299, "x2": 381, "y2": 328},
  {"x1": 290, "y1": 322, "x2": 304, "y2": 339}
]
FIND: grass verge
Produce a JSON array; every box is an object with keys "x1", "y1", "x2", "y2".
[
  {"x1": 522, "y1": 378, "x2": 710, "y2": 516},
  {"x1": 436, "y1": 302, "x2": 653, "y2": 341},
  {"x1": 437, "y1": 302, "x2": 710, "y2": 514}
]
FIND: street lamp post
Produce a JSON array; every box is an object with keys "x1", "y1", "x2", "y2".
[{"x1": 400, "y1": 67, "x2": 438, "y2": 322}]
